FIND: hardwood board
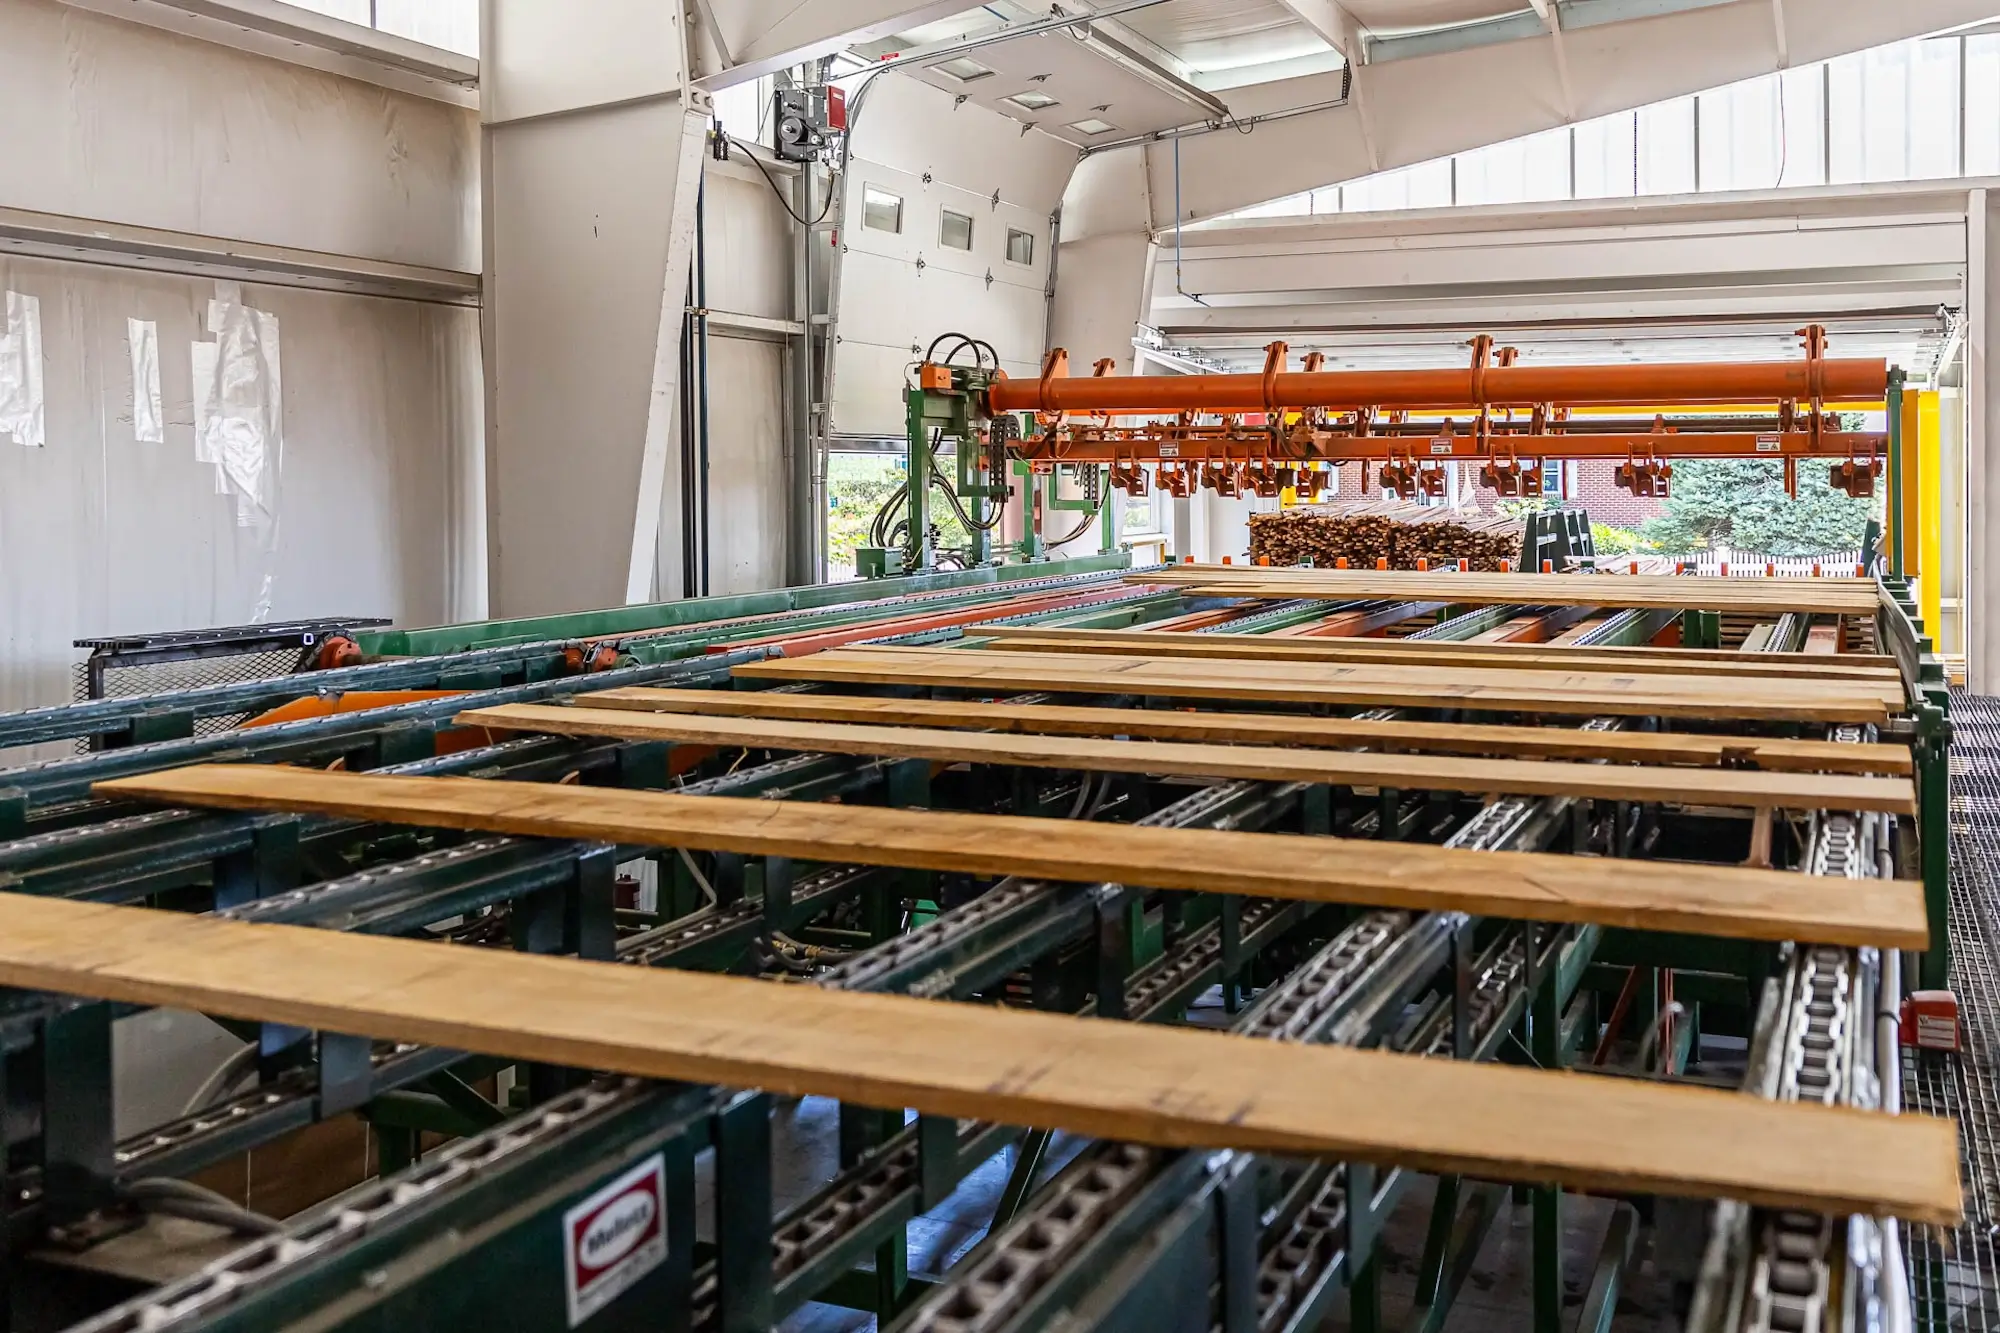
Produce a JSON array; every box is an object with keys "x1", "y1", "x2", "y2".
[
  {"x1": 734, "y1": 648, "x2": 1901, "y2": 723},
  {"x1": 463, "y1": 703, "x2": 1915, "y2": 814},
  {"x1": 573, "y1": 689, "x2": 1913, "y2": 775},
  {"x1": 95, "y1": 766, "x2": 1930, "y2": 948},
  {"x1": 1127, "y1": 570, "x2": 1882, "y2": 615},
  {"x1": 972, "y1": 627, "x2": 1901, "y2": 681},
  {"x1": 0, "y1": 892, "x2": 1956, "y2": 1223},
  {"x1": 1180, "y1": 584, "x2": 1881, "y2": 614}
]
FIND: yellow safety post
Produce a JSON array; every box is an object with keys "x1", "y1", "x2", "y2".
[
  {"x1": 1917, "y1": 390, "x2": 1943, "y2": 640},
  {"x1": 1900, "y1": 392, "x2": 1922, "y2": 580}
]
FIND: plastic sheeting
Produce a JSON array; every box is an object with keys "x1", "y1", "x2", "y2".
[
  {"x1": 127, "y1": 317, "x2": 163, "y2": 444},
  {"x1": 0, "y1": 253, "x2": 485, "y2": 735},
  {"x1": 0, "y1": 291, "x2": 44, "y2": 448},
  {"x1": 192, "y1": 284, "x2": 283, "y2": 534}
]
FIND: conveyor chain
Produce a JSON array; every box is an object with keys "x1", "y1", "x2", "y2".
[
  {"x1": 899, "y1": 1142, "x2": 1171, "y2": 1333},
  {"x1": 71, "y1": 1079, "x2": 675, "y2": 1332},
  {"x1": 1694, "y1": 716, "x2": 1892, "y2": 1333}
]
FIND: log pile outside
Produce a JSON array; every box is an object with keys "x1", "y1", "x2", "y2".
[{"x1": 1248, "y1": 502, "x2": 1525, "y2": 571}]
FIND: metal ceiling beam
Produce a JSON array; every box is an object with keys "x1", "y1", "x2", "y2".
[
  {"x1": 1113, "y1": 0, "x2": 2000, "y2": 228},
  {"x1": 1270, "y1": 0, "x2": 1366, "y2": 55},
  {"x1": 696, "y1": 0, "x2": 968, "y2": 88},
  {"x1": 0, "y1": 204, "x2": 478, "y2": 304},
  {"x1": 58, "y1": 0, "x2": 476, "y2": 104}
]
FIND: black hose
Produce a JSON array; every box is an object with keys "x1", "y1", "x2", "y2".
[{"x1": 118, "y1": 1178, "x2": 284, "y2": 1236}]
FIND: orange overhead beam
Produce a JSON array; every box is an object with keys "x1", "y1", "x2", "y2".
[{"x1": 986, "y1": 359, "x2": 1889, "y2": 416}]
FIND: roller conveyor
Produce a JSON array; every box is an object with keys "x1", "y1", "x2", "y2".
[{"x1": 0, "y1": 559, "x2": 1960, "y2": 1333}]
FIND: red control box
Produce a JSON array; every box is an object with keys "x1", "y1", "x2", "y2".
[{"x1": 1900, "y1": 990, "x2": 1963, "y2": 1053}]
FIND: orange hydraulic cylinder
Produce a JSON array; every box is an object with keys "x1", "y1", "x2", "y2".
[{"x1": 985, "y1": 359, "x2": 1888, "y2": 415}]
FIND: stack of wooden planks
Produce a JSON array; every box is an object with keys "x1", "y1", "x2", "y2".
[
  {"x1": 734, "y1": 645, "x2": 1905, "y2": 723},
  {"x1": 1130, "y1": 567, "x2": 1886, "y2": 616},
  {"x1": 972, "y1": 626, "x2": 1901, "y2": 682},
  {"x1": 565, "y1": 687, "x2": 1914, "y2": 774},
  {"x1": 96, "y1": 765, "x2": 1928, "y2": 946},
  {"x1": 457, "y1": 701, "x2": 1916, "y2": 813},
  {"x1": 1248, "y1": 502, "x2": 1523, "y2": 571}
]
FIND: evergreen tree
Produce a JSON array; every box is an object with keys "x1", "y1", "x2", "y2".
[{"x1": 1640, "y1": 458, "x2": 1878, "y2": 555}]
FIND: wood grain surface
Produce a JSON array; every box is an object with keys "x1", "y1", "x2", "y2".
[
  {"x1": 573, "y1": 689, "x2": 1913, "y2": 775},
  {"x1": 972, "y1": 627, "x2": 1901, "y2": 681},
  {"x1": 95, "y1": 766, "x2": 1930, "y2": 947},
  {"x1": 733, "y1": 647, "x2": 1903, "y2": 723},
  {"x1": 0, "y1": 893, "x2": 1956, "y2": 1223},
  {"x1": 462, "y1": 703, "x2": 1915, "y2": 814},
  {"x1": 1127, "y1": 569, "x2": 1882, "y2": 614}
]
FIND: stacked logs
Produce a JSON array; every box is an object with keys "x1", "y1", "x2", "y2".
[{"x1": 1247, "y1": 502, "x2": 1525, "y2": 571}]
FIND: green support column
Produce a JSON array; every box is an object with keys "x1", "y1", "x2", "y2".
[
  {"x1": 1918, "y1": 702, "x2": 1951, "y2": 989},
  {"x1": 905, "y1": 388, "x2": 934, "y2": 574},
  {"x1": 1887, "y1": 368, "x2": 1906, "y2": 579},
  {"x1": 1348, "y1": 1163, "x2": 1383, "y2": 1333},
  {"x1": 1530, "y1": 929, "x2": 1564, "y2": 1333}
]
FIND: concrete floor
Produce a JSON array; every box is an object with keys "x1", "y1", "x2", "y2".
[{"x1": 698, "y1": 1092, "x2": 1686, "y2": 1333}]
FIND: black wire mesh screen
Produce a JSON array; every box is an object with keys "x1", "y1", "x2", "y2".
[
  {"x1": 1904, "y1": 689, "x2": 2000, "y2": 1328},
  {"x1": 70, "y1": 647, "x2": 308, "y2": 746}
]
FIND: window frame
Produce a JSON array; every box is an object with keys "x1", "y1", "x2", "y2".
[
  {"x1": 861, "y1": 185, "x2": 904, "y2": 235},
  {"x1": 939, "y1": 208, "x2": 975, "y2": 252}
]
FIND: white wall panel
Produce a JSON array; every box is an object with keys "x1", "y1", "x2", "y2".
[
  {"x1": 703, "y1": 165, "x2": 794, "y2": 322},
  {"x1": 0, "y1": 253, "x2": 483, "y2": 729},
  {"x1": 703, "y1": 337, "x2": 788, "y2": 595},
  {"x1": 0, "y1": 0, "x2": 477, "y2": 271},
  {"x1": 483, "y1": 0, "x2": 680, "y2": 124},
  {"x1": 829, "y1": 76, "x2": 1073, "y2": 438}
]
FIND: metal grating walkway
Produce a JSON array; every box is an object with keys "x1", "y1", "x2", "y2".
[{"x1": 1905, "y1": 690, "x2": 2000, "y2": 1328}]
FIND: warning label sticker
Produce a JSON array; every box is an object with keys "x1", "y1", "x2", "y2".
[
  {"x1": 1430, "y1": 440, "x2": 1454, "y2": 454},
  {"x1": 564, "y1": 1154, "x2": 667, "y2": 1327},
  {"x1": 1755, "y1": 434, "x2": 1781, "y2": 452}
]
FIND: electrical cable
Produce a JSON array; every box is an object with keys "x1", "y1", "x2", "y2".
[
  {"x1": 925, "y1": 430, "x2": 1007, "y2": 532},
  {"x1": 118, "y1": 1178, "x2": 284, "y2": 1236},
  {"x1": 1065, "y1": 772, "x2": 1098, "y2": 819},
  {"x1": 180, "y1": 1042, "x2": 260, "y2": 1118},
  {"x1": 678, "y1": 847, "x2": 719, "y2": 908},
  {"x1": 724, "y1": 132, "x2": 836, "y2": 228},
  {"x1": 1043, "y1": 480, "x2": 1111, "y2": 547},
  {"x1": 924, "y1": 333, "x2": 1000, "y2": 370}
]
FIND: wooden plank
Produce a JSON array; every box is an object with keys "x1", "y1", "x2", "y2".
[
  {"x1": 573, "y1": 689, "x2": 1914, "y2": 775},
  {"x1": 95, "y1": 766, "x2": 1931, "y2": 948},
  {"x1": 463, "y1": 703, "x2": 1917, "y2": 814},
  {"x1": 733, "y1": 648, "x2": 1902, "y2": 724},
  {"x1": 1127, "y1": 569, "x2": 1882, "y2": 615},
  {"x1": 1181, "y1": 584, "x2": 1880, "y2": 614},
  {"x1": 0, "y1": 892, "x2": 1957, "y2": 1223},
  {"x1": 972, "y1": 627, "x2": 1902, "y2": 681}
]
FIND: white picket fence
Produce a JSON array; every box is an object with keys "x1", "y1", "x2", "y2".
[{"x1": 1621, "y1": 547, "x2": 1868, "y2": 577}]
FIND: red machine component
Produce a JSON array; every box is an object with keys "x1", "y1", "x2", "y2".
[
  {"x1": 1202, "y1": 458, "x2": 1243, "y2": 497},
  {"x1": 312, "y1": 636, "x2": 364, "y2": 671},
  {"x1": 1378, "y1": 454, "x2": 1417, "y2": 499},
  {"x1": 988, "y1": 332, "x2": 1884, "y2": 415},
  {"x1": 563, "y1": 644, "x2": 624, "y2": 674},
  {"x1": 1900, "y1": 991, "x2": 1963, "y2": 1053},
  {"x1": 1244, "y1": 459, "x2": 1283, "y2": 498},
  {"x1": 1155, "y1": 462, "x2": 1192, "y2": 497},
  {"x1": 1614, "y1": 452, "x2": 1673, "y2": 497},
  {"x1": 1829, "y1": 453, "x2": 1885, "y2": 498},
  {"x1": 1109, "y1": 458, "x2": 1150, "y2": 496},
  {"x1": 1480, "y1": 452, "x2": 1542, "y2": 498},
  {"x1": 990, "y1": 331, "x2": 1889, "y2": 497}
]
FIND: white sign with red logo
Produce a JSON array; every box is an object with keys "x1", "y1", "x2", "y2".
[{"x1": 563, "y1": 1153, "x2": 667, "y2": 1327}]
